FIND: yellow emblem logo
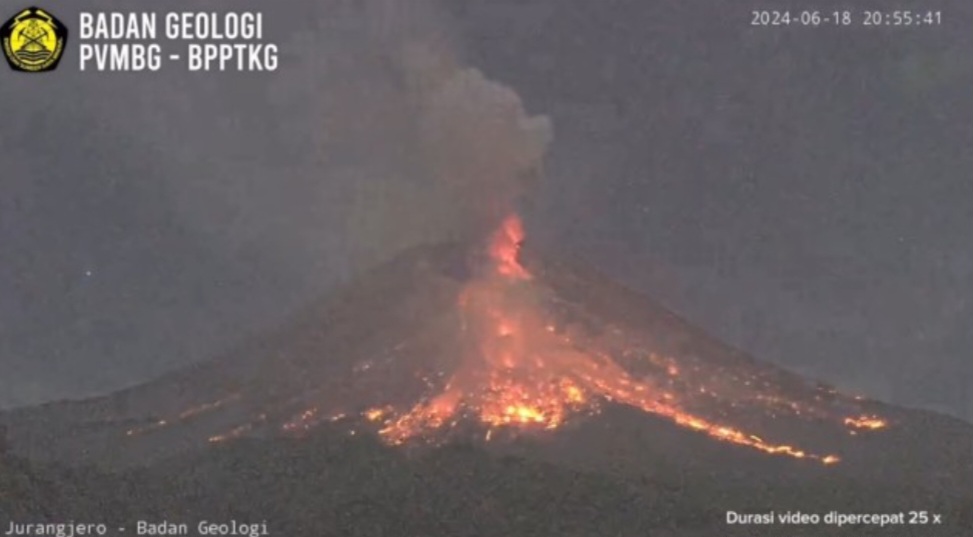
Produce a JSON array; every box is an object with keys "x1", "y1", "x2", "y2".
[{"x1": 2, "y1": 6, "x2": 67, "y2": 72}]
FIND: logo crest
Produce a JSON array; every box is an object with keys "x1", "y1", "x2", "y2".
[{"x1": 2, "y1": 6, "x2": 68, "y2": 72}]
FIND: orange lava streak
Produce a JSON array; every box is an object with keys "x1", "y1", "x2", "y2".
[
  {"x1": 633, "y1": 399, "x2": 838, "y2": 464},
  {"x1": 844, "y1": 415, "x2": 887, "y2": 430},
  {"x1": 178, "y1": 393, "x2": 241, "y2": 420},
  {"x1": 489, "y1": 214, "x2": 531, "y2": 280},
  {"x1": 367, "y1": 213, "x2": 841, "y2": 464},
  {"x1": 282, "y1": 407, "x2": 319, "y2": 434},
  {"x1": 208, "y1": 423, "x2": 252, "y2": 444},
  {"x1": 125, "y1": 394, "x2": 241, "y2": 437}
]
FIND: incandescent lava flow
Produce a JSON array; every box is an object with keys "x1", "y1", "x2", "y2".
[
  {"x1": 356, "y1": 214, "x2": 881, "y2": 464},
  {"x1": 117, "y1": 212, "x2": 889, "y2": 467}
]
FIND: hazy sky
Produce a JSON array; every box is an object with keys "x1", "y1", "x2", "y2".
[{"x1": 1, "y1": 0, "x2": 970, "y2": 420}]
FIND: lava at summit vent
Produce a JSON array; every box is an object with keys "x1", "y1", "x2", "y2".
[
  {"x1": 364, "y1": 214, "x2": 863, "y2": 464},
  {"x1": 122, "y1": 214, "x2": 889, "y2": 466}
]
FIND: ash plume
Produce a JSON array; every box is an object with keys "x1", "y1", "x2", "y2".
[
  {"x1": 67, "y1": 0, "x2": 554, "y2": 289},
  {"x1": 285, "y1": 0, "x2": 552, "y2": 278},
  {"x1": 403, "y1": 42, "x2": 553, "y2": 240},
  {"x1": 346, "y1": 0, "x2": 553, "y2": 260}
]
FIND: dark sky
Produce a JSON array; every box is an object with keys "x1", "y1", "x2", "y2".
[{"x1": 1, "y1": 0, "x2": 970, "y2": 421}]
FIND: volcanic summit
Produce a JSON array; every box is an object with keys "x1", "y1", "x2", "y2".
[
  {"x1": 4, "y1": 214, "x2": 970, "y2": 488},
  {"x1": 3, "y1": 215, "x2": 972, "y2": 537}
]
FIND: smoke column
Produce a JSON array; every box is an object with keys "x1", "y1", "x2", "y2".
[{"x1": 350, "y1": 0, "x2": 553, "y2": 260}]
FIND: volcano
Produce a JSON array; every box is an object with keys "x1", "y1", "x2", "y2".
[
  {"x1": 336, "y1": 214, "x2": 855, "y2": 464},
  {"x1": 3, "y1": 216, "x2": 972, "y2": 536},
  {"x1": 3, "y1": 214, "x2": 971, "y2": 494}
]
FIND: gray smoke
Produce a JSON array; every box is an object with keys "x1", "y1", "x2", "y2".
[{"x1": 165, "y1": 0, "x2": 552, "y2": 283}]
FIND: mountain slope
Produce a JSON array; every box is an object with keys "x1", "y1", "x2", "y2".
[
  {"x1": 1, "y1": 239, "x2": 971, "y2": 534},
  {"x1": 2, "y1": 241, "x2": 969, "y2": 474},
  {"x1": 1, "y1": 428, "x2": 969, "y2": 537}
]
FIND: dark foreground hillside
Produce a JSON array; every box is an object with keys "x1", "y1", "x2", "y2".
[{"x1": 2, "y1": 427, "x2": 970, "y2": 537}]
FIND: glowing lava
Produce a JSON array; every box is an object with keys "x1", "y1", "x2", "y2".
[
  {"x1": 488, "y1": 215, "x2": 532, "y2": 281},
  {"x1": 844, "y1": 415, "x2": 888, "y2": 431},
  {"x1": 122, "y1": 214, "x2": 889, "y2": 466},
  {"x1": 366, "y1": 214, "x2": 848, "y2": 464}
]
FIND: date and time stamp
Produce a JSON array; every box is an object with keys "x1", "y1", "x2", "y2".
[{"x1": 750, "y1": 9, "x2": 944, "y2": 28}]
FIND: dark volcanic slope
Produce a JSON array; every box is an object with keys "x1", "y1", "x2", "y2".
[
  {"x1": 2, "y1": 243, "x2": 971, "y2": 490},
  {"x1": 2, "y1": 428, "x2": 971, "y2": 537},
  {"x1": 0, "y1": 243, "x2": 463, "y2": 465},
  {"x1": 524, "y1": 250, "x2": 973, "y2": 484}
]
